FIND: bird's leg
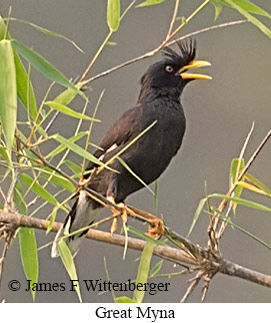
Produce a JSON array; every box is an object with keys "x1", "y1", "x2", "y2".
[
  {"x1": 107, "y1": 196, "x2": 134, "y2": 235},
  {"x1": 127, "y1": 205, "x2": 165, "y2": 239}
]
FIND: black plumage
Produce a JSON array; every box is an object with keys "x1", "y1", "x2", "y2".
[{"x1": 51, "y1": 40, "x2": 211, "y2": 257}]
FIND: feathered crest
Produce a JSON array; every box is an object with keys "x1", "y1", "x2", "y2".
[{"x1": 163, "y1": 39, "x2": 196, "y2": 66}]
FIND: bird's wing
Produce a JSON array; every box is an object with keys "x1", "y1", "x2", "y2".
[{"x1": 93, "y1": 104, "x2": 142, "y2": 162}]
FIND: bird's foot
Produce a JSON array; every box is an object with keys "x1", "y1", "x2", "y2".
[
  {"x1": 147, "y1": 218, "x2": 165, "y2": 239},
  {"x1": 107, "y1": 196, "x2": 134, "y2": 235},
  {"x1": 127, "y1": 205, "x2": 165, "y2": 239}
]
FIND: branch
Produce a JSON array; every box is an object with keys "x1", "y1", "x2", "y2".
[
  {"x1": 83, "y1": 19, "x2": 247, "y2": 86},
  {"x1": 1, "y1": 209, "x2": 271, "y2": 290}
]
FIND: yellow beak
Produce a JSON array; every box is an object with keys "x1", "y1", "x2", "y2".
[{"x1": 179, "y1": 60, "x2": 212, "y2": 80}]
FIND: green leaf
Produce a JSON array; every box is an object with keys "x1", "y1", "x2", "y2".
[
  {"x1": 14, "y1": 181, "x2": 27, "y2": 214},
  {"x1": 19, "y1": 228, "x2": 39, "y2": 300},
  {"x1": 45, "y1": 101, "x2": 100, "y2": 122},
  {"x1": 0, "y1": 146, "x2": 10, "y2": 164},
  {"x1": 133, "y1": 241, "x2": 155, "y2": 303},
  {"x1": 57, "y1": 239, "x2": 82, "y2": 302},
  {"x1": 223, "y1": 0, "x2": 271, "y2": 38},
  {"x1": 42, "y1": 167, "x2": 75, "y2": 192},
  {"x1": 187, "y1": 198, "x2": 207, "y2": 237},
  {"x1": 103, "y1": 257, "x2": 116, "y2": 302},
  {"x1": 221, "y1": 0, "x2": 271, "y2": 18},
  {"x1": 210, "y1": 193, "x2": 271, "y2": 212},
  {"x1": 107, "y1": 41, "x2": 117, "y2": 46},
  {"x1": 237, "y1": 181, "x2": 271, "y2": 197},
  {"x1": 211, "y1": 0, "x2": 223, "y2": 20},
  {"x1": 7, "y1": 18, "x2": 84, "y2": 53},
  {"x1": 53, "y1": 134, "x2": 114, "y2": 171},
  {"x1": 53, "y1": 83, "x2": 84, "y2": 106},
  {"x1": 107, "y1": 0, "x2": 120, "y2": 31},
  {"x1": 0, "y1": 39, "x2": 17, "y2": 157},
  {"x1": 11, "y1": 40, "x2": 79, "y2": 90},
  {"x1": 116, "y1": 296, "x2": 136, "y2": 303},
  {"x1": 14, "y1": 51, "x2": 38, "y2": 120},
  {"x1": 245, "y1": 173, "x2": 271, "y2": 196},
  {"x1": 128, "y1": 225, "x2": 167, "y2": 246},
  {"x1": 0, "y1": 16, "x2": 37, "y2": 119},
  {"x1": 150, "y1": 260, "x2": 163, "y2": 277},
  {"x1": 47, "y1": 199, "x2": 70, "y2": 234},
  {"x1": 65, "y1": 160, "x2": 82, "y2": 174},
  {"x1": 230, "y1": 158, "x2": 245, "y2": 213},
  {"x1": 0, "y1": 15, "x2": 7, "y2": 40},
  {"x1": 213, "y1": 207, "x2": 271, "y2": 251},
  {"x1": 137, "y1": 0, "x2": 168, "y2": 7},
  {"x1": 46, "y1": 132, "x2": 86, "y2": 159},
  {"x1": 20, "y1": 173, "x2": 59, "y2": 206}
]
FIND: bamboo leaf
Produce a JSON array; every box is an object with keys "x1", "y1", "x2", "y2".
[
  {"x1": 103, "y1": 257, "x2": 116, "y2": 302},
  {"x1": 20, "y1": 173, "x2": 59, "y2": 206},
  {"x1": 45, "y1": 101, "x2": 100, "y2": 122},
  {"x1": 230, "y1": 158, "x2": 245, "y2": 213},
  {"x1": 57, "y1": 239, "x2": 82, "y2": 302},
  {"x1": 0, "y1": 146, "x2": 10, "y2": 164},
  {"x1": 65, "y1": 160, "x2": 82, "y2": 174},
  {"x1": 237, "y1": 181, "x2": 271, "y2": 197},
  {"x1": 11, "y1": 40, "x2": 79, "y2": 90},
  {"x1": 0, "y1": 15, "x2": 7, "y2": 40},
  {"x1": 137, "y1": 0, "x2": 168, "y2": 7},
  {"x1": 210, "y1": 193, "x2": 271, "y2": 212},
  {"x1": 221, "y1": 0, "x2": 271, "y2": 18},
  {"x1": 53, "y1": 82, "x2": 84, "y2": 106},
  {"x1": 42, "y1": 167, "x2": 75, "y2": 192},
  {"x1": 53, "y1": 134, "x2": 114, "y2": 171},
  {"x1": 245, "y1": 173, "x2": 271, "y2": 196},
  {"x1": 116, "y1": 296, "x2": 136, "y2": 303},
  {"x1": 14, "y1": 51, "x2": 38, "y2": 119},
  {"x1": 46, "y1": 131, "x2": 86, "y2": 159},
  {"x1": 19, "y1": 228, "x2": 39, "y2": 300},
  {"x1": 223, "y1": 0, "x2": 271, "y2": 38},
  {"x1": 7, "y1": 18, "x2": 84, "y2": 53},
  {"x1": 213, "y1": 207, "x2": 271, "y2": 251},
  {"x1": 150, "y1": 260, "x2": 163, "y2": 277},
  {"x1": 128, "y1": 225, "x2": 166, "y2": 246},
  {"x1": 211, "y1": 0, "x2": 223, "y2": 20},
  {"x1": 133, "y1": 241, "x2": 155, "y2": 303},
  {"x1": 14, "y1": 181, "x2": 27, "y2": 214},
  {"x1": 0, "y1": 39, "x2": 17, "y2": 157},
  {"x1": 107, "y1": 0, "x2": 120, "y2": 31},
  {"x1": 187, "y1": 198, "x2": 207, "y2": 237},
  {"x1": 0, "y1": 16, "x2": 38, "y2": 119}
]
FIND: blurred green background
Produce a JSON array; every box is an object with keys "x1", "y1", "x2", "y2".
[{"x1": 1, "y1": 0, "x2": 271, "y2": 302}]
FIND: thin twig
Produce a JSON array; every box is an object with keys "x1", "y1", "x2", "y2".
[
  {"x1": 217, "y1": 129, "x2": 271, "y2": 239},
  {"x1": 166, "y1": 0, "x2": 180, "y2": 39},
  {"x1": 180, "y1": 272, "x2": 202, "y2": 303},
  {"x1": 83, "y1": 18, "x2": 246, "y2": 86},
  {"x1": 166, "y1": 19, "x2": 247, "y2": 46}
]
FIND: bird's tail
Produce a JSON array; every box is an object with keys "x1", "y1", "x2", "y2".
[{"x1": 51, "y1": 191, "x2": 99, "y2": 258}]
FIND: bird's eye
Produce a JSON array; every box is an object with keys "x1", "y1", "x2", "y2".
[{"x1": 165, "y1": 65, "x2": 174, "y2": 73}]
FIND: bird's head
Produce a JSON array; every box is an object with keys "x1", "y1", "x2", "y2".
[{"x1": 139, "y1": 40, "x2": 211, "y2": 101}]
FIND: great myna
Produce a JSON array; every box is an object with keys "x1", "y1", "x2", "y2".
[{"x1": 51, "y1": 40, "x2": 211, "y2": 257}]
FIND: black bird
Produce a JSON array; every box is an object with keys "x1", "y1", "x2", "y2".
[{"x1": 51, "y1": 40, "x2": 211, "y2": 258}]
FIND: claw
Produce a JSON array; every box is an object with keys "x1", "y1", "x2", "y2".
[
  {"x1": 147, "y1": 218, "x2": 165, "y2": 239},
  {"x1": 110, "y1": 217, "x2": 118, "y2": 235},
  {"x1": 107, "y1": 196, "x2": 132, "y2": 234}
]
